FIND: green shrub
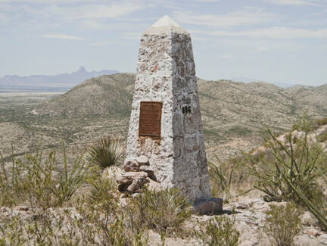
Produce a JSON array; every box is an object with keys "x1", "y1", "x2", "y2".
[
  {"x1": 201, "y1": 215, "x2": 239, "y2": 246},
  {"x1": 209, "y1": 159, "x2": 249, "y2": 202},
  {"x1": 0, "y1": 143, "x2": 87, "y2": 208},
  {"x1": 317, "y1": 129, "x2": 327, "y2": 142},
  {"x1": 74, "y1": 174, "x2": 147, "y2": 245},
  {"x1": 23, "y1": 144, "x2": 87, "y2": 208},
  {"x1": 126, "y1": 188, "x2": 191, "y2": 237},
  {"x1": 249, "y1": 118, "x2": 327, "y2": 230},
  {"x1": 314, "y1": 117, "x2": 327, "y2": 128},
  {"x1": 264, "y1": 202, "x2": 302, "y2": 246},
  {"x1": 88, "y1": 136, "x2": 123, "y2": 169},
  {"x1": 0, "y1": 149, "x2": 27, "y2": 206}
]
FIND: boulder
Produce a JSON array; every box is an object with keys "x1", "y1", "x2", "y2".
[
  {"x1": 193, "y1": 198, "x2": 223, "y2": 215},
  {"x1": 139, "y1": 165, "x2": 157, "y2": 181},
  {"x1": 123, "y1": 160, "x2": 140, "y2": 172},
  {"x1": 127, "y1": 176, "x2": 149, "y2": 193}
]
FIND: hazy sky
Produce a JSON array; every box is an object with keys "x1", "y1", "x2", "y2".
[{"x1": 1, "y1": 0, "x2": 327, "y2": 85}]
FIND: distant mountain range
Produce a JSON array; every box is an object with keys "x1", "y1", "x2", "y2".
[
  {"x1": 36, "y1": 73, "x2": 327, "y2": 144},
  {"x1": 0, "y1": 66, "x2": 118, "y2": 92}
]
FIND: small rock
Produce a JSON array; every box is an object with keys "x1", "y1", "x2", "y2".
[
  {"x1": 304, "y1": 228, "x2": 321, "y2": 237},
  {"x1": 123, "y1": 160, "x2": 140, "y2": 172},
  {"x1": 118, "y1": 182, "x2": 132, "y2": 192},
  {"x1": 16, "y1": 206, "x2": 29, "y2": 212},
  {"x1": 139, "y1": 166, "x2": 157, "y2": 181},
  {"x1": 102, "y1": 166, "x2": 125, "y2": 182},
  {"x1": 301, "y1": 211, "x2": 319, "y2": 226},
  {"x1": 319, "y1": 234, "x2": 327, "y2": 245},
  {"x1": 193, "y1": 198, "x2": 223, "y2": 215},
  {"x1": 116, "y1": 176, "x2": 132, "y2": 184},
  {"x1": 136, "y1": 155, "x2": 149, "y2": 166},
  {"x1": 236, "y1": 203, "x2": 249, "y2": 210},
  {"x1": 127, "y1": 176, "x2": 149, "y2": 193},
  {"x1": 123, "y1": 171, "x2": 148, "y2": 179}
]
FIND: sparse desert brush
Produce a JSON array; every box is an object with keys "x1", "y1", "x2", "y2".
[
  {"x1": 248, "y1": 117, "x2": 327, "y2": 230},
  {"x1": 88, "y1": 136, "x2": 123, "y2": 169},
  {"x1": 209, "y1": 158, "x2": 250, "y2": 202},
  {"x1": 125, "y1": 188, "x2": 192, "y2": 238},
  {"x1": 313, "y1": 117, "x2": 327, "y2": 128},
  {"x1": 0, "y1": 143, "x2": 87, "y2": 208},
  {"x1": 200, "y1": 215, "x2": 239, "y2": 246},
  {"x1": 264, "y1": 202, "x2": 302, "y2": 246},
  {"x1": 0, "y1": 149, "x2": 27, "y2": 206},
  {"x1": 317, "y1": 128, "x2": 327, "y2": 142}
]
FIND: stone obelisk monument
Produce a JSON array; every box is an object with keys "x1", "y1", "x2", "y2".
[{"x1": 125, "y1": 16, "x2": 210, "y2": 202}]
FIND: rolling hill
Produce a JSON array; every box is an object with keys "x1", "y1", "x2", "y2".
[{"x1": 36, "y1": 73, "x2": 327, "y2": 142}]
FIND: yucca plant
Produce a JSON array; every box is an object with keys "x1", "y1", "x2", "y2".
[{"x1": 88, "y1": 136, "x2": 123, "y2": 169}]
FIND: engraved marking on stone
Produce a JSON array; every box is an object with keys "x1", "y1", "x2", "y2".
[
  {"x1": 139, "y1": 102, "x2": 162, "y2": 139},
  {"x1": 182, "y1": 105, "x2": 191, "y2": 114}
]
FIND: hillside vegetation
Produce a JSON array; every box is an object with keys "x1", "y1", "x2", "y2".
[{"x1": 35, "y1": 74, "x2": 327, "y2": 146}]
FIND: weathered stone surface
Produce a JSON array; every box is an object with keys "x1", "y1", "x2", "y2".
[
  {"x1": 102, "y1": 166, "x2": 125, "y2": 182},
  {"x1": 136, "y1": 155, "x2": 149, "y2": 166},
  {"x1": 139, "y1": 165, "x2": 157, "y2": 181},
  {"x1": 125, "y1": 16, "x2": 210, "y2": 202},
  {"x1": 123, "y1": 159, "x2": 140, "y2": 172},
  {"x1": 301, "y1": 211, "x2": 319, "y2": 226},
  {"x1": 319, "y1": 234, "x2": 327, "y2": 245},
  {"x1": 146, "y1": 179, "x2": 162, "y2": 192},
  {"x1": 192, "y1": 198, "x2": 223, "y2": 215},
  {"x1": 127, "y1": 176, "x2": 149, "y2": 193}
]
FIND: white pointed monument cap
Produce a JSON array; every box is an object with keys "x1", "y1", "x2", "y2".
[
  {"x1": 152, "y1": 15, "x2": 180, "y2": 28},
  {"x1": 144, "y1": 15, "x2": 188, "y2": 35}
]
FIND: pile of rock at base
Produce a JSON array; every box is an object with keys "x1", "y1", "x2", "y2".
[{"x1": 116, "y1": 155, "x2": 160, "y2": 194}]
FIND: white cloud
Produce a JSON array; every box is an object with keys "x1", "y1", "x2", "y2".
[
  {"x1": 173, "y1": 9, "x2": 274, "y2": 27},
  {"x1": 195, "y1": 27, "x2": 327, "y2": 39},
  {"x1": 264, "y1": 0, "x2": 320, "y2": 6},
  {"x1": 41, "y1": 33, "x2": 83, "y2": 40}
]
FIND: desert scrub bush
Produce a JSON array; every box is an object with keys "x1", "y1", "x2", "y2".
[
  {"x1": 264, "y1": 202, "x2": 302, "y2": 246},
  {"x1": 74, "y1": 173, "x2": 147, "y2": 245},
  {"x1": 0, "y1": 148, "x2": 27, "y2": 206},
  {"x1": 249, "y1": 117, "x2": 327, "y2": 230},
  {"x1": 126, "y1": 188, "x2": 191, "y2": 238},
  {"x1": 209, "y1": 158, "x2": 249, "y2": 202},
  {"x1": 200, "y1": 215, "x2": 239, "y2": 246},
  {"x1": 88, "y1": 136, "x2": 123, "y2": 169},
  {"x1": 317, "y1": 128, "x2": 327, "y2": 142},
  {"x1": 0, "y1": 143, "x2": 88, "y2": 208},
  {"x1": 0, "y1": 208, "x2": 85, "y2": 245},
  {"x1": 23, "y1": 144, "x2": 88, "y2": 208},
  {"x1": 313, "y1": 117, "x2": 327, "y2": 128}
]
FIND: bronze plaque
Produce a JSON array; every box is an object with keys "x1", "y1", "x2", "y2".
[{"x1": 139, "y1": 102, "x2": 162, "y2": 139}]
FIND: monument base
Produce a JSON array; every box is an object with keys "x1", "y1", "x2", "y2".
[{"x1": 193, "y1": 198, "x2": 224, "y2": 215}]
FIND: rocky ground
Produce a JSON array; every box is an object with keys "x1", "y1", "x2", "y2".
[{"x1": 1, "y1": 196, "x2": 326, "y2": 246}]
